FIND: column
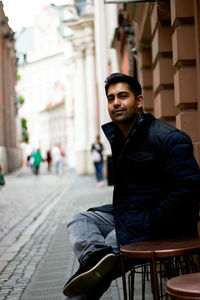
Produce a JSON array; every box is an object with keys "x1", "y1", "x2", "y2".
[
  {"x1": 193, "y1": 0, "x2": 200, "y2": 165},
  {"x1": 85, "y1": 44, "x2": 98, "y2": 173},
  {"x1": 0, "y1": 39, "x2": 4, "y2": 146},
  {"x1": 138, "y1": 46, "x2": 153, "y2": 113},
  {"x1": 171, "y1": 0, "x2": 198, "y2": 142},
  {"x1": 94, "y1": 0, "x2": 110, "y2": 127},
  {"x1": 150, "y1": 2, "x2": 176, "y2": 125},
  {"x1": 94, "y1": 0, "x2": 116, "y2": 158},
  {"x1": 74, "y1": 48, "x2": 88, "y2": 174}
]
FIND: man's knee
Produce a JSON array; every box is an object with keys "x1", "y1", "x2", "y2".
[{"x1": 67, "y1": 212, "x2": 84, "y2": 225}]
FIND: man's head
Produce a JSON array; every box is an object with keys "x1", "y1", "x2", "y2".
[
  {"x1": 105, "y1": 73, "x2": 142, "y2": 99},
  {"x1": 105, "y1": 73, "x2": 143, "y2": 136}
]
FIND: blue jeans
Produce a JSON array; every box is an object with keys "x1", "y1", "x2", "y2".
[
  {"x1": 66, "y1": 211, "x2": 120, "y2": 300},
  {"x1": 94, "y1": 162, "x2": 103, "y2": 182}
]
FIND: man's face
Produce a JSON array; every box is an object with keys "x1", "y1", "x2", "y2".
[{"x1": 107, "y1": 82, "x2": 141, "y2": 124}]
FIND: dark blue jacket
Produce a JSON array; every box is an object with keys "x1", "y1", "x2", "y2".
[{"x1": 91, "y1": 113, "x2": 200, "y2": 247}]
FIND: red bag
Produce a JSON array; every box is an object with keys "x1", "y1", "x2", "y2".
[{"x1": 60, "y1": 148, "x2": 65, "y2": 157}]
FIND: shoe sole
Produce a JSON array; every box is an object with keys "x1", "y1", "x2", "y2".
[{"x1": 63, "y1": 253, "x2": 117, "y2": 297}]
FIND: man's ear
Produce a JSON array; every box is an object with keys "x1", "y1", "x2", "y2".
[{"x1": 136, "y1": 95, "x2": 144, "y2": 113}]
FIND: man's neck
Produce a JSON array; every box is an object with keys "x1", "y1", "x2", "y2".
[{"x1": 117, "y1": 116, "x2": 137, "y2": 138}]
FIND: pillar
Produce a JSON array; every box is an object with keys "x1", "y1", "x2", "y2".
[
  {"x1": 151, "y1": 1, "x2": 176, "y2": 125},
  {"x1": 0, "y1": 39, "x2": 4, "y2": 146},
  {"x1": 138, "y1": 46, "x2": 153, "y2": 113},
  {"x1": 171, "y1": 0, "x2": 199, "y2": 145},
  {"x1": 193, "y1": 0, "x2": 200, "y2": 165},
  {"x1": 85, "y1": 44, "x2": 98, "y2": 173},
  {"x1": 74, "y1": 48, "x2": 88, "y2": 175}
]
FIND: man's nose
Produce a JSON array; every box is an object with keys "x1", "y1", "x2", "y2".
[{"x1": 113, "y1": 97, "x2": 121, "y2": 106}]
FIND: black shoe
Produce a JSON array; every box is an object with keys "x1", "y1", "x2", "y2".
[{"x1": 63, "y1": 250, "x2": 117, "y2": 297}]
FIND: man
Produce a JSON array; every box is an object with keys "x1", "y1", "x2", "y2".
[{"x1": 63, "y1": 73, "x2": 200, "y2": 299}]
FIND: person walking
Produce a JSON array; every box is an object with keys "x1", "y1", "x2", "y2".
[
  {"x1": 52, "y1": 144, "x2": 64, "y2": 175},
  {"x1": 32, "y1": 149, "x2": 43, "y2": 175},
  {"x1": 63, "y1": 73, "x2": 200, "y2": 299},
  {"x1": 46, "y1": 150, "x2": 52, "y2": 172},
  {"x1": 0, "y1": 164, "x2": 5, "y2": 188},
  {"x1": 91, "y1": 136, "x2": 104, "y2": 186}
]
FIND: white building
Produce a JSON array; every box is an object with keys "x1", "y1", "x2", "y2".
[
  {"x1": 16, "y1": 0, "x2": 119, "y2": 174},
  {"x1": 61, "y1": 0, "x2": 119, "y2": 174},
  {"x1": 16, "y1": 4, "x2": 68, "y2": 164}
]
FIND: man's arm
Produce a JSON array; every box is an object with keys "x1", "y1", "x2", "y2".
[{"x1": 147, "y1": 131, "x2": 200, "y2": 233}]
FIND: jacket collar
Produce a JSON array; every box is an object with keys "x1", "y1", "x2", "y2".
[{"x1": 102, "y1": 113, "x2": 154, "y2": 144}]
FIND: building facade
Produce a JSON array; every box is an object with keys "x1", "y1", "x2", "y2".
[
  {"x1": 107, "y1": 0, "x2": 200, "y2": 166},
  {"x1": 0, "y1": 1, "x2": 22, "y2": 173},
  {"x1": 16, "y1": 4, "x2": 68, "y2": 164},
  {"x1": 61, "y1": 0, "x2": 119, "y2": 174}
]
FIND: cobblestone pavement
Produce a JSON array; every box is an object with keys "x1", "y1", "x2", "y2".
[
  {"x1": 0, "y1": 165, "x2": 153, "y2": 300},
  {"x1": 0, "y1": 165, "x2": 70, "y2": 241}
]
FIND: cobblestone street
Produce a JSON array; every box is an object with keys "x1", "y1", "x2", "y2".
[
  {"x1": 0, "y1": 165, "x2": 125, "y2": 300},
  {"x1": 0, "y1": 165, "x2": 152, "y2": 300}
]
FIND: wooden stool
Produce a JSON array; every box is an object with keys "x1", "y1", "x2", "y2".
[
  {"x1": 120, "y1": 237, "x2": 200, "y2": 300},
  {"x1": 166, "y1": 272, "x2": 200, "y2": 299}
]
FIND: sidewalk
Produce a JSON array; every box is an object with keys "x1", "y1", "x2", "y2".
[
  {"x1": 20, "y1": 173, "x2": 124, "y2": 300},
  {"x1": 0, "y1": 166, "x2": 125, "y2": 300},
  {"x1": 0, "y1": 167, "x2": 152, "y2": 300}
]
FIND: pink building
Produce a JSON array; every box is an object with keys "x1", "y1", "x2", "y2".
[
  {"x1": 0, "y1": 1, "x2": 22, "y2": 173},
  {"x1": 109, "y1": 0, "x2": 200, "y2": 166}
]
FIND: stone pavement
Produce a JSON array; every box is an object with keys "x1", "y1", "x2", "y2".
[
  {"x1": 20, "y1": 173, "x2": 124, "y2": 300},
  {"x1": 0, "y1": 165, "x2": 125, "y2": 300},
  {"x1": 0, "y1": 165, "x2": 153, "y2": 300}
]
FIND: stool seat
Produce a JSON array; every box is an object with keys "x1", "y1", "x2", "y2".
[
  {"x1": 166, "y1": 272, "x2": 200, "y2": 299},
  {"x1": 120, "y1": 236, "x2": 200, "y2": 300},
  {"x1": 120, "y1": 236, "x2": 200, "y2": 258}
]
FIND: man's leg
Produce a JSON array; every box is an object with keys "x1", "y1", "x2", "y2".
[
  {"x1": 63, "y1": 211, "x2": 119, "y2": 298},
  {"x1": 67, "y1": 210, "x2": 118, "y2": 263}
]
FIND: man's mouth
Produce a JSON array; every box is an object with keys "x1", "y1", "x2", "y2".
[{"x1": 113, "y1": 109, "x2": 125, "y2": 114}]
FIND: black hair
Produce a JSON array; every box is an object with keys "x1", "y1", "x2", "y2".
[{"x1": 105, "y1": 73, "x2": 142, "y2": 98}]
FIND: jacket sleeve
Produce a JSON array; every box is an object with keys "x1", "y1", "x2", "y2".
[{"x1": 148, "y1": 131, "x2": 200, "y2": 233}]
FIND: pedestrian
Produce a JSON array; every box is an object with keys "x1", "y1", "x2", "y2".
[
  {"x1": 28, "y1": 152, "x2": 35, "y2": 170},
  {"x1": 0, "y1": 164, "x2": 5, "y2": 188},
  {"x1": 32, "y1": 149, "x2": 43, "y2": 175},
  {"x1": 26, "y1": 154, "x2": 31, "y2": 167},
  {"x1": 46, "y1": 150, "x2": 52, "y2": 172},
  {"x1": 63, "y1": 73, "x2": 200, "y2": 299},
  {"x1": 91, "y1": 135, "x2": 104, "y2": 187},
  {"x1": 52, "y1": 144, "x2": 64, "y2": 175}
]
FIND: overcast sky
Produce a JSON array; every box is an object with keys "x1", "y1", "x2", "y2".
[{"x1": 2, "y1": 0, "x2": 59, "y2": 31}]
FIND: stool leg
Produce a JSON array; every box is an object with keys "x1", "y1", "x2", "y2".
[
  {"x1": 132, "y1": 269, "x2": 135, "y2": 300},
  {"x1": 128, "y1": 269, "x2": 134, "y2": 300},
  {"x1": 120, "y1": 254, "x2": 128, "y2": 300},
  {"x1": 158, "y1": 261, "x2": 163, "y2": 299},
  {"x1": 142, "y1": 264, "x2": 146, "y2": 300},
  {"x1": 152, "y1": 253, "x2": 159, "y2": 300}
]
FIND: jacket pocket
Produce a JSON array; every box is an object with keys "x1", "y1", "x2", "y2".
[{"x1": 126, "y1": 151, "x2": 154, "y2": 162}]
